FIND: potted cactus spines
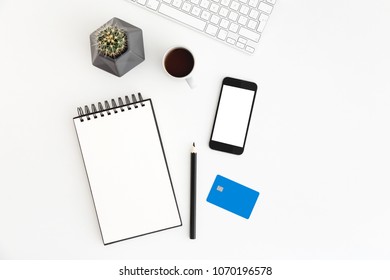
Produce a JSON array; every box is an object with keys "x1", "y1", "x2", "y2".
[{"x1": 96, "y1": 25, "x2": 128, "y2": 59}]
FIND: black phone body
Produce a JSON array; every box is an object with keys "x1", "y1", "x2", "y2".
[{"x1": 209, "y1": 77, "x2": 257, "y2": 155}]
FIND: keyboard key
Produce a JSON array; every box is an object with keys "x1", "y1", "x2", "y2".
[
  {"x1": 146, "y1": 0, "x2": 160, "y2": 10},
  {"x1": 191, "y1": 0, "x2": 200, "y2": 4},
  {"x1": 220, "y1": 18, "x2": 229, "y2": 28},
  {"x1": 172, "y1": 0, "x2": 182, "y2": 8},
  {"x1": 220, "y1": 0, "x2": 230, "y2": 6},
  {"x1": 238, "y1": 37, "x2": 247, "y2": 44},
  {"x1": 249, "y1": 9, "x2": 259, "y2": 19},
  {"x1": 230, "y1": 1, "x2": 240, "y2": 11},
  {"x1": 238, "y1": 15, "x2": 248, "y2": 25},
  {"x1": 247, "y1": 19, "x2": 257, "y2": 29},
  {"x1": 217, "y1": 29, "x2": 228, "y2": 40},
  {"x1": 206, "y1": 24, "x2": 219, "y2": 36},
  {"x1": 248, "y1": 0, "x2": 258, "y2": 7},
  {"x1": 239, "y1": 26, "x2": 260, "y2": 41},
  {"x1": 227, "y1": 37, "x2": 236, "y2": 44},
  {"x1": 182, "y1": 2, "x2": 192, "y2": 12},
  {"x1": 259, "y1": 2, "x2": 272, "y2": 14},
  {"x1": 245, "y1": 46, "x2": 255, "y2": 53},
  {"x1": 191, "y1": 6, "x2": 201, "y2": 16},
  {"x1": 200, "y1": 0, "x2": 210, "y2": 9},
  {"x1": 210, "y1": 3, "x2": 219, "y2": 13},
  {"x1": 137, "y1": 0, "x2": 147, "y2": 5},
  {"x1": 229, "y1": 22, "x2": 239, "y2": 32},
  {"x1": 219, "y1": 7, "x2": 229, "y2": 17},
  {"x1": 228, "y1": 11, "x2": 238, "y2": 21},
  {"x1": 201, "y1": 10, "x2": 211, "y2": 20},
  {"x1": 245, "y1": 37, "x2": 257, "y2": 48},
  {"x1": 266, "y1": 0, "x2": 276, "y2": 4},
  {"x1": 240, "y1": 5, "x2": 249, "y2": 15},
  {"x1": 257, "y1": 13, "x2": 268, "y2": 32},
  {"x1": 159, "y1": 4, "x2": 206, "y2": 30},
  {"x1": 236, "y1": 41, "x2": 245, "y2": 48},
  {"x1": 210, "y1": 14, "x2": 221, "y2": 24},
  {"x1": 227, "y1": 32, "x2": 239, "y2": 41}
]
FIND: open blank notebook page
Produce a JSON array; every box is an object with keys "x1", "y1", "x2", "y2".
[{"x1": 74, "y1": 96, "x2": 181, "y2": 245}]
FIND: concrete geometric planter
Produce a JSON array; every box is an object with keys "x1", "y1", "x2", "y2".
[{"x1": 90, "y1": 17, "x2": 145, "y2": 77}]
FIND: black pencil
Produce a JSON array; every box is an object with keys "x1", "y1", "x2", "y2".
[{"x1": 190, "y1": 142, "x2": 197, "y2": 239}]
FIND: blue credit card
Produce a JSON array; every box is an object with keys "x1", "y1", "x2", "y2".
[{"x1": 206, "y1": 175, "x2": 259, "y2": 219}]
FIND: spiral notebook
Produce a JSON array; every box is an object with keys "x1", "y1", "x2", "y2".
[{"x1": 73, "y1": 93, "x2": 182, "y2": 245}]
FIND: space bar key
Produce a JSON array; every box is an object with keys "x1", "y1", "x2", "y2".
[{"x1": 159, "y1": 4, "x2": 206, "y2": 31}]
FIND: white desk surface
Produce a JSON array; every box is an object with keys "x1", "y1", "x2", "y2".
[{"x1": 1, "y1": 0, "x2": 390, "y2": 260}]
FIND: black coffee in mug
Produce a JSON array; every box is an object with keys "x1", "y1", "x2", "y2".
[{"x1": 164, "y1": 48, "x2": 194, "y2": 78}]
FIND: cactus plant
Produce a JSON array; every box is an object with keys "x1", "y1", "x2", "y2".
[
  {"x1": 95, "y1": 25, "x2": 127, "y2": 59},
  {"x1": 90, "y1": 17, "x2": 145, "y2": 77}
]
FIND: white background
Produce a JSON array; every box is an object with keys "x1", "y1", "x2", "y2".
[{"x1": 1, "y1": 0, "x2": 390, "y2": 260}]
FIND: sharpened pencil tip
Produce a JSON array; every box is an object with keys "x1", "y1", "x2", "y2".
[{"x1": 191, "y1": 142, "x2": 197, "y2": 153}]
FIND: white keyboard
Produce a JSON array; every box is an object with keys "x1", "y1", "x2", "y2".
[{"x1": 126, "y1": 0, "x2": 276, "y2": 54}]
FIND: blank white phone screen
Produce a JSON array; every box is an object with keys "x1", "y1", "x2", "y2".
[{"x1": 212, "y1": 85, "x2": 255, "y2": 147}]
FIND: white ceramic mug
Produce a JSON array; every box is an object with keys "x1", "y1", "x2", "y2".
[{"x1": 162, "y1": 46, "x2": 196, "y2": 89}]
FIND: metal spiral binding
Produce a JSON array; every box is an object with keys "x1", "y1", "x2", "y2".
[{"x1": 77, "y1": 93, "x2": 144, "y2": 122}]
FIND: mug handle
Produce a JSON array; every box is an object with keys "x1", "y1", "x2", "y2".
[{"x1": 185, "y1": 76, "x2": 196, "y2": 89}]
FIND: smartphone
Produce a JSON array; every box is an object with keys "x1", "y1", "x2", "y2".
[{"x1": 209, "y1": 77, "x2": 257, "y2": 155}]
